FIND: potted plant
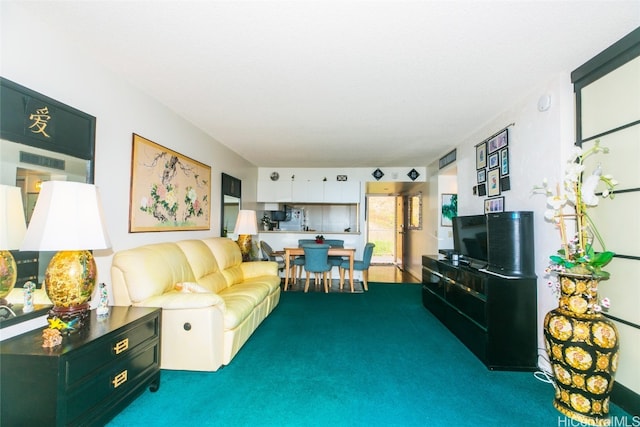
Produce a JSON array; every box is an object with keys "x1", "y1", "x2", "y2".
[
  {"x1": 533, "y1": 140, "x2": 619, "y2": 425},
  {"x1": 315, "y1": 235, "x2": 324, "y2": 244}
]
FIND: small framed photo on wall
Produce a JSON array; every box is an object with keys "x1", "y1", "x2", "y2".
[
  {"x1": 477, "y1": 169, "x2": 486, "y2": 183},
  {"x1": 484, "y1": 196, "x2": 505, "y2": 214},
  {"x1": 500, "y1": 148, "x2": 509, "y2": 176},
  {"x1": 488, "y1": 152, "x2": 499, "y2": 169},
  {"x1": 487, "y1": 129, "x2": 508, "y2": 154},
  {"x1": 476, "y1": 142, "x2": 487, "y2": 169},
  {"x1": 487, "y1": 168, "x2": 501, "y2": 197}
]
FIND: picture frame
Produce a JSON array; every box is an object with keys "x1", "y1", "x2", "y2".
[
  {"x1": 477, "y1": 169, "x2": 486, "y2": 184},
  {"x1": 500, "y1": 176, "x2": 511, "y2": 192},
  {"x1": 440, "y1": 193, "x2": 457, "y2": 227},
  {"x1": 488, "y1": 152, "x2": 499, "y2": 169},
  {"x1": 129, "y1": 134, "x2": 211, "y2": 232},
  {"x1": 476, "y1": 142, "x2": 486, "y2": 169},
  {"x1": 487, "y1": 129, "x2": 508, "y2": 154},
  {"x1": 487, "y1": 168, "x2": 501, "y2": 197},
  {"x1": 500, "y1": 147, "x2": 509, "y2": 176},
  {"x1": 477, "y1": 183, "x2": 487, "y2": 197},
  {"x1": 484, "y1": 196, "x2": 505, "y2": 214}
]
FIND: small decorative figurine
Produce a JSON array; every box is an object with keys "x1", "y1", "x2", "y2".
[
  {"x1": 42, "y1": 327, "x2": 62, "y2": 348},
  {"x1": 23, "y1": 281, "x2": 36, "y2": 313},
  {"x1": 96, "y1": 282, "x2": 109, "y2": 317}
]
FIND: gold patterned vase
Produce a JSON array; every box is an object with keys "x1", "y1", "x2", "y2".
[{"x1": 543, "y1": 273, "x2": 619, "y2": 426}]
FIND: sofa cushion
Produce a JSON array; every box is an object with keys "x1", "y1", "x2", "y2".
[
  {"x1": 112, "y1": 242, "x2": 196, "y2": 303},
  {"x1": 219, "y1": 293, "x2": 256, "y2": 329},
  {"x1": 175, "y1": 239, "x2": 228, "y2": 292}
]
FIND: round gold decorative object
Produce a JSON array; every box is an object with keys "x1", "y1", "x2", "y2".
[
  {"x1": 543, "y1": 273, "x2": 619, "y2": 426},
  {"x1": 0, "y1": 250, "x2": 18, "y2": 304},
  {"x1": 45, "y1": 250, "x2": 97, "y2": 314}
]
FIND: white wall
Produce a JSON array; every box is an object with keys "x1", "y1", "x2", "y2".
[
  {"x1": 452, "y1": 75, "x2": 576, "y2": 368},
  {"x1": 1, "y1": 4, "x2": 257, "y2": 306}
]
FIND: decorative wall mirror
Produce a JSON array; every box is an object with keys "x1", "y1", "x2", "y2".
[
  {"x1": 220, "y1": 173, "x2": 241, "y2": 237},
  {"x1": 0, "y1": 78, "x2": 95, "y2": 325}
]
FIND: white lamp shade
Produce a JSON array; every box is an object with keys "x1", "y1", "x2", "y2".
[
  {"x1": 21, "y1": 181, "x2": 111, "y2": 251},
  {"x1": 233, "y1": 210, "x2": 258, "y2": 235},
  {"x1": 0, "y1": 185, "x2": 27, "y2": 250}
]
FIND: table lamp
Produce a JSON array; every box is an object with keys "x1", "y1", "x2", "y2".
[
  {"x1": 0, "y1": 185, "x2": 27, "y2": 306},
  {"x1": 233, "y1": 210, "x2": 257, "y2": 262},
  {"x1": 20, "y1": 181, "x2": 111, "y2": 329}
]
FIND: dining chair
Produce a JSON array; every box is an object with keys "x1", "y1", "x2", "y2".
[
  {"x1": 324, "y1": 239, "x2": 345, "y2": 280},
  {"x1": 292, "y1": 239, "x2": 317, "y2": 284},
  {"x1": 260, "y1": 240, "x2": 285, "y2": 273},
  {"x1": 340, "y1": 242, "x2": 375, "y2": 291},
  {"x1": 302, "y1": 244, "x2": 331, "y2": 293}
]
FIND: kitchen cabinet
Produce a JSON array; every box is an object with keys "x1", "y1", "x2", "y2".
[
  {"x1": 323, "y1": 181, "x2": 360, "y2": 203},
  {"x1": 291, "y1": 180, "x2": 324, "y2": 203},
  {"x1": 257, "y1": 180, "x2": 292, "y2": 202}
]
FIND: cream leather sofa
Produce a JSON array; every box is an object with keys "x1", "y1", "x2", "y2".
[{"x1": 111, "y1": 237, "x2": 280, "y2": 372}]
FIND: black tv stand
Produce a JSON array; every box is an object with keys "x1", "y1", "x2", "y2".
[{"x1": 421, "y1": 255, "x2": 537, "y2": 371}]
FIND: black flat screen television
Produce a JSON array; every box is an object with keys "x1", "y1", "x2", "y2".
[{"x1": 452, "y1": 214, "x2": 488, "y2": 266}]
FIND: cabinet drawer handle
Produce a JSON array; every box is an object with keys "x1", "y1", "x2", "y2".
[
  {"x1": 112, "y1": 370, "x2": 128, "y2": 388},
  {"x1": 113, "y1": 338, "x2": 129, "y2": 354}
]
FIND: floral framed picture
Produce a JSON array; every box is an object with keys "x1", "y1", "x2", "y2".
[
  {"x1": 487, "y1": 168, "x2": 501, "y2": 197},
  {"x1": 488, "y1": 152, "x2": 499, "y2": 169},
  {"x1": 476, "y1": 142, "x2": 487, "y2": 169},
  {"x1": 129, "y1": 134, "x2": 211, "y2": 232}
]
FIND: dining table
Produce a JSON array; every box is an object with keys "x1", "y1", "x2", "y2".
[{"x1": 283, "y1": 246, "x2": 356, "y2": 292}]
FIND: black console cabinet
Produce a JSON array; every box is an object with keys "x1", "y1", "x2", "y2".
[{"x1": 422, "y1": 255, "x2": 537, "y2": 371}]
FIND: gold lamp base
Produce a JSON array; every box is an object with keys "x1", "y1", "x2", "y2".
[
  {"x1": 237, "y1": 234, "x2": 252, "y2": 262},
  {"x1": 0, "y1": 250, "x2": 17, "y2": 306},
  {"x1": 45, "y1": 250, "x2": 97, "y2": 332}
]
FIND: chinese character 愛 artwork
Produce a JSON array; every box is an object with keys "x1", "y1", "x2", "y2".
[{"x1": 129, "y1": 134, "x2": 211, "y2": 232}]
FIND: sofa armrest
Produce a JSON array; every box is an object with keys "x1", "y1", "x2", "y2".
[
  {"x1": 134, "y1": 292, "x2": 226, "y2": 310},
  {"x1": 240, "y1": 260, "x2": 278, "y2": 278}
]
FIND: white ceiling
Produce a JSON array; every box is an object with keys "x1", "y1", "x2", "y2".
[{"x1": 8, "y1": 1, "x2": 640, "y2": 168}]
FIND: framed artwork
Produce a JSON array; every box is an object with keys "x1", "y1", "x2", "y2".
[
  {"x1": 500, "y1": 176, "x2": 511, "y2": 192},
  {"x1": 488, "y1": 152, "x2": 499, "y2": 169},
  {"x1": 476, "y1": 142, "x2": 487, "y2": 169},
  {"x1": 487, "y1": 129, "x2": 508, "y2": 153},
  {"x1": 441, "y1": 193, "x2": 457, "y2": 227},
  {"x1": 500, "y1": 148, "x2": 509, "y2": 176},
  {"x1": 477, "y1": 169, "x2": 486, "y2": 184},
  {"x1": 477, "y1": 183, "x2": 487, "y2": 197},
  {"x1": 129, "y1": 134, "x2": 211, "y2": 232},
  {"x1": 484, "y1": 196, "x2": 505, "y2": 214},
  {"x1": 487, "y1": 168, "x2": 501, "y2": 197}
]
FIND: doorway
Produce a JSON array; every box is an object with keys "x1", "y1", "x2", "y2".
[{"x1": 366, "y1": 195, "x2": 406, "y2": 267}]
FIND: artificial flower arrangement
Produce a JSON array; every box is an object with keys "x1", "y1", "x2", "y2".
[{"x1": 533, "y1": 140, "x2": 617, "y2": 308}]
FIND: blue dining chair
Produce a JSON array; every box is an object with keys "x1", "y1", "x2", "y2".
[
  {"x1": 302, "y1": 244, "x2": 332, "y2": 293},
  {"x1": 324, "y1": 239, "x2": 345, "y2": 281},
  {"x1": 339, "y1": 242, "x2": 375, "y2": 291},
  {"x1": 292, "y1": 239, "x2": 317, "y2": 285}
]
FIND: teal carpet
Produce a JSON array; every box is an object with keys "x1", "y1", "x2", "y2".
[{"x1": 108, "y1": 283, "x2": 631, "y2": 426}]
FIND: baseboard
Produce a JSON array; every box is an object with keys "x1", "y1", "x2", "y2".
[{"x1": 612, "y1": 381, "x2": 640, "y2": 417}]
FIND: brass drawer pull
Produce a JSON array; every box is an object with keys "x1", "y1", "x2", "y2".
[
  {"x1": 112, "y1": 370, "x2": 128, "y2": 388},
  {"x1": 113, "y1": 338, "x2": 129, "y2": 354}
]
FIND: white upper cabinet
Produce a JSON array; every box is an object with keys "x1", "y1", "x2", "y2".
[
  {"x1": 257, "y1": 180, "x2": 292, "y2": 202},
  {"x1": 323, "y1": 180, "x2": 360, "y2": 203}
]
